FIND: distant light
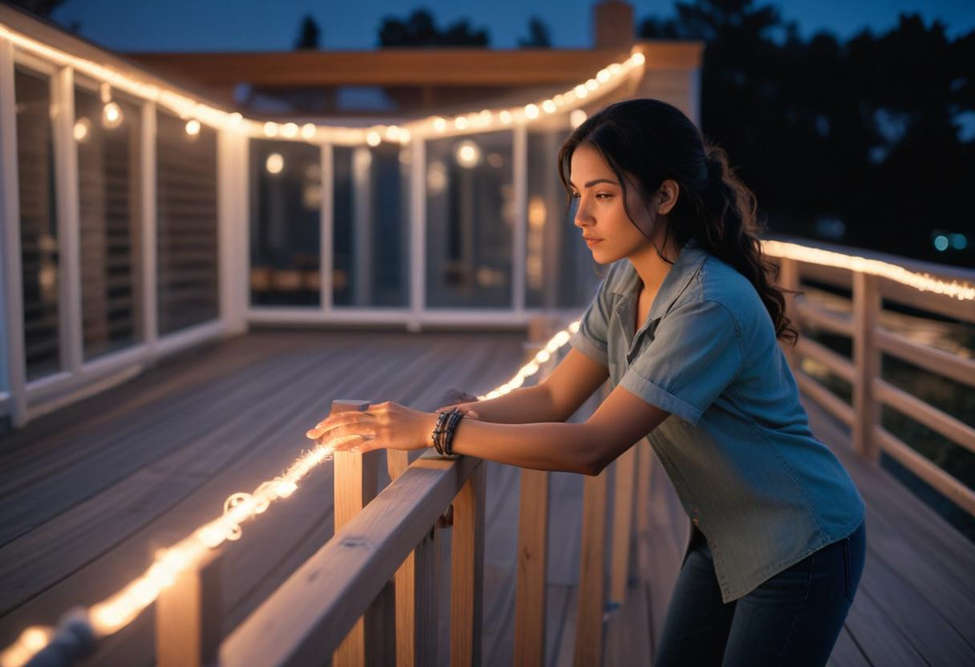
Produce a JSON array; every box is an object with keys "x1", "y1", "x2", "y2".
[
  {"x1": 553, "y1": 94, "x2": 565, "y2": 106},
  {"x1": 933, "y1": 235, "x2": 949, "y2": 251},
  {"x1": 454, "y1": 116, "x2": 469, "y2": 130},
  {"x1": 264, "y1": 122, "x2": 279, "y2": 137},
  {"x1": 455, "y1": 140, "x2": 481, "y2": 168},
  {"x1": 102, "y1": 102, "x2": 122, "y2": 129},
  {"x1": 585, "y1": 79, "x2": 598, "y2": 91},
  {"x1": 399, "y1": 128, "x2": 411, "y2": 144},
  {"x1": 542, "y1": 100, "x2": 556, "y2": 114},
  {"x1": 499, "y1": 110, "x2": 512, "y2": 125},
  {"x1": 596, "y1": 69, "x2": 611, "y2": 83},
  {"x1": 265, "y1": 153, "x2": 284, "y2": 175},
  {"x1": 281, "y1": 123, "x2": 298, "y2": 138},
  {"x1": 570, "y1": 109, "x2": 587, "y2": 129},
  {"x1": 631, "y1": 52, "x2": 646, "y2": 66},
  {"x1": 524, "y1": 104, "x2": 540, "y2": 119},
  {"x1": 574, "y1": 85, "x2": 588, "y2": 99},
  {"x1": 229, "y1": 112, "x2": 243, "y2": 125},
  {"x1": 73, "y1": 117, "x2": 91, "y2": 143},
  {"x1": 950, "y1": 233, "x2": 967, "y2": 250},
  {"x1": 385, "y1": 125, "x2": 401, "y2": 141},
  {"x1": 366, "y1": 131, "x2": 381, "y2": 147},
  {"x1": 185, "y1": 120, "x2": 200, "y2": 136},
  {"x1": 433, "y1": 117, "x2": 447, "y2": 133},
  {"x1": 301, "y1": 123, "x2": 316, "y2": 139}
]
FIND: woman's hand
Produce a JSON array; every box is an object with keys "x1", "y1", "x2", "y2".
[
  {"x1": 434, "y1": 387, "x2": 481, "y2": 419},
  {"x1": 305, "y1": 401, "x2": 438, "y2": 454}
]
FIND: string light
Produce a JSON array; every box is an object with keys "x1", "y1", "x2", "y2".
[
  {"x1": 1, "y1": 21, "x2": 648, "y2": 146},
  {"x1": 762, "y1": 240, "x2": 975, "y2": 302}
]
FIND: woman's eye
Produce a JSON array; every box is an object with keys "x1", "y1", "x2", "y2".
[
  {"x1": 596, "y1": 193, "x2": 613, "y2": 199},
  {"x1": 570, "y1": 192, "x2": 581, "y2": 199}
]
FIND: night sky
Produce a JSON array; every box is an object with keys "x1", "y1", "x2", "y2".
[{"x1": 48, "y1": 0, "x2": 975, "y2": 52}]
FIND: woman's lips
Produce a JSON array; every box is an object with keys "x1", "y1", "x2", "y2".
[{"x1": 585, "y1": 238, "x2": 603, "y2": 247}]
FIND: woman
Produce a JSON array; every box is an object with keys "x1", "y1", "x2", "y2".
[{"x1": 306, "y1": 98, "x2": 867, "y2": 666}]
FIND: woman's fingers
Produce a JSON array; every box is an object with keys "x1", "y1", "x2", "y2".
[{"x1": 306, "y1": 412, "x2": 374, "y2": 439}]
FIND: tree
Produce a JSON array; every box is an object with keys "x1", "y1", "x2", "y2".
[
  {"x1": 518, "y1": 16, "x2": 552, "y2": 48},
  {"x1": 294, "y1": 14, "x2": 321, "y2": 50},
  {"x1": 378, "y1": 8, "x2": 489, "y2": 47},
  {"x1": 9, "y1": 0, "x2": 80, "y2": 32}
]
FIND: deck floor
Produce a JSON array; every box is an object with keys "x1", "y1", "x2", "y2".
[{"x1": 0, "y1": 330, "x2": 972, "y2": 666}]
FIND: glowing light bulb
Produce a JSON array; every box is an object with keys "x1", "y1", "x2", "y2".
[
  {"x1": 73, "y1": 117, "x2": 91, "y2": 143},
  {"x1": 434, "y1": 117, "x2": 447, "y2": 133},
  {"x1": 454, "y1": 116, "x2": 469, "y2": 130},
  {"x1": 398, "y1": 128, "x2": 411, "y2": 144},
  {"x1": 229, "y1": 112, "x2": 243, "y2": 125},
  {"x1": 265, "y1": 153, "x2": 284, "y2": 175},
  {"x1": 264, "y1": 122, "x2": 279, "y2": 137},
  {"x1": 585, "y1": 79, "x2": 598, "y2": 91},
  {"x1": 631, "y1": 52, "x2": 646, "y2": 66},
  {"x1": 185, "y1": 119, "x2": 200, "y2": 136},
  {"x1": 570, "y1": 109, "x2": 587, "y2": 129},
  {"x1": 385, "y1": 125, "x2": 400, "y2": 141},
  {"x1": 597, "y1": 69, "x2": 611, "y2": 83},
  {"x1": 524, "y1": 104, "x2": 539, "y2": 119},
  {"x1": 281, "y1": 123, "x2": 298, "y2": 138},
  {"x1": 455, "y1": 140, "x2": 481, "y2": 168},
  {"x1": 499, "y1": 110, "x2": 512, "y2": 124},
  {"x1": 542, "y1": 100, "x2": 556, "y2": 113},
  {"x1": 609, "y1": 63, "x2": 622, "y2": 75},
  {"x1": 574, "y1": 84, "x2": 588, "y2": 99},
  {"x1": 366, "y1": 131, "x2": 381, "y2": 146},
  {"x1": 102, "y1": 102, "x2": 122, "y2": 129},
  {"x1": 301, "y1": 123, "x2": 316, "y2": 139}
]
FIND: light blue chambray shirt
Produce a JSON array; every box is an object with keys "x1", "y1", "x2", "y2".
[{"x1": 569, "y1": 236, "x2": 866, "y2": 603}]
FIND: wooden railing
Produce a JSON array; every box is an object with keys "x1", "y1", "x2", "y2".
[
  {"x1": 772, "y1": 243, "x2": 975, "y2": 518},
  {"x1": 145, "y1": 240, "x2": 975, "y2": 667},
  {"x1": 146, "y1": 314, "x2": 648, "y2": 667}
]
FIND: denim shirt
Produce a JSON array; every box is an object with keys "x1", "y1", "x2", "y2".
[{"x1": 569, "y1": 237, "x2": 866, "y2": 603}]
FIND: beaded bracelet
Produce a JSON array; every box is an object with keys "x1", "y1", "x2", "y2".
[
  {"x1": 431, "y1": 409, "x2": 452, "y2": 456},
  {"x1": 442, "y1": 408, "x2": 465, "y2": 457}
]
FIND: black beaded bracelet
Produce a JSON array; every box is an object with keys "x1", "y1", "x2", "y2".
[
  {"x1": 442, "y1": 409, "x2": 465, "y2": 457},
  {"x1": 431, "y1": 409, "x2": 452, "y2": 456}
]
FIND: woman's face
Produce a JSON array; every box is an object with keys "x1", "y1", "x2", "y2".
[{"x1": 569, "y1": 143, "x2": 673, "y2": 264}]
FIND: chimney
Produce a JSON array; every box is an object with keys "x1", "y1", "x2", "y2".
[{"x1": 594, "y1": 0, "x2": 634, "y2": 50}]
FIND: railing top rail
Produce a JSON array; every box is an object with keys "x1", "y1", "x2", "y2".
[
  {"x1": 764, "y1": 234, "x2": 975, "y2": 284},
  {"x1": 220, "y1": 452, "x2": 480, "y2": 667}
]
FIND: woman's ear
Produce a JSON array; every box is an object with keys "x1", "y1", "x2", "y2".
[{"x1": 656, "y1": 179, "x2": 680, "y2": 215}]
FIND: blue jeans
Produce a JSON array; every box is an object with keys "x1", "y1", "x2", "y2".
[{"x1": 654, "y1": 518, "x2": 866, "y2": 666}]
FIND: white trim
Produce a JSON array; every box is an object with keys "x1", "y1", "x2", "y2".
[
  {"x1": 141, "y1": 100, "x2": 158, "y2": 353},
  {"x1": 26, "y1": 363, "x2": 143, "y2": 422},
  {"x1": 26, "y1": 343, "x2": 149, "y2": 402},
  {"x1": 409, "y1": 138, "x2": 426, "y2": 332},
  {"x1": 0, "y1": 36, "x2": 28, "y2": 427},
  {"x1": 246, "y1": 306, "x2": 565, "y2": 328},
  {"x1": 11, "y1": 48, "x2": 55, "y2": 75},
  {"x1": 218, "y1": 127, "x2": 247, "y2": 335},
  {"x1": 320, "y1": 143, "x2": 334, "y2": 312},
  {"x1": 53, "y1": 65, "x2": 82, "y2": 373},
  {"x1": 237, "y1": 134, "x2": 250, "y2": 328},
  {"x1": 154, "y1": 318, "x2": 227, "y2": 357},
  {"x1": 351, "y1": 146, "x2": 372, "y2": 306},
  {"x1": 512, "y1": 125, "x2": 527, "y2": 314}
]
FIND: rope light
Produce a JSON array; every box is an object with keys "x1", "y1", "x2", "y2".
[
  {"x1": 762, "y1": 240, "x2": 975, "y2": 302},
  {"x1": 0, "y1": 22, "x2": 646, "y2": 147}
]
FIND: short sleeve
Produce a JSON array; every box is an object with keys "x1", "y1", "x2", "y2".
[
  {"x1": 619, "y1": 298, "x2": 742, "y2": 425},
  {"x1": 568, "y1": 279, "x2": 614, "y2": 368}
]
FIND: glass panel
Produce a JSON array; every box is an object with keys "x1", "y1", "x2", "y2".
[
  {"x1": 332, "y1": 143, "x2": 410, "y2": 307},
  {"x1": 75, "y1": 84, "x2": 144, "y2": 360},
  {"x1": 156, "y1": 109, "x2": 219, "y2": 335},
  {"x1": 249, "y1": 139, "x2": 321, "y2": 306},
  {"x1": 15, "y1": 66, "x2": 60, "y2": 381},
  {"x1": 526, "y1": 121, "x2": 601, "y2": 309},
  {"x1": 425, "y1": 131, "x2": 513, "y2": 309}
]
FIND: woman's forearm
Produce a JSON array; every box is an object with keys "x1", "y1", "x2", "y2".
[
  {"x1": 446, "y1": 418, "x2": 600, "y2": 475},
  {"x1": 460, "y1": 384, "x2": 562, "y2": 424}
]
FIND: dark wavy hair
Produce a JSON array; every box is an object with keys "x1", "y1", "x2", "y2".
[{"x1": 557, "y1": 98, "x2": 799, "y2": 345}]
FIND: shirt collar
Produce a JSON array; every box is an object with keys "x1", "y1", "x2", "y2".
[{"x1": 610, "y1": 235, "x2": 709, "y2": 323}]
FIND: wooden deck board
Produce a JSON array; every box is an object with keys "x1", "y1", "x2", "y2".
[{"x1": 0, "y1": 330, "x2": 973, "y2": 667}]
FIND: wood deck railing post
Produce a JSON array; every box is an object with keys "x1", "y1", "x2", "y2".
[
  {"x1": 853, "y1": 272, "x2": 881, "y2": 464},
  {"x1": 574, "y1": 381, "x2": 612, "y2": 666},
  {"x1": 451, "y1": 461, "x2": 486, "y2": 667},
  {"x1": 515, "y1": 318, "x2": 552, "y2": 667},
  {"x1": 388, "y1": 451, "x2": 439, "y2": 667},
  {"x1": 156, "y1": 550, "x2": 222, "y2": 667},
  {"x1": 332, "y1": 400, "x2": 390, "y2": 667},
  {"x1": 609, "y1": 444, "x2": 637, "y2": 607}
]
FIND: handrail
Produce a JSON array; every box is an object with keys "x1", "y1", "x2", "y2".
[{"x1": 770, "y1": 239, "x2": 975, "y2": 520}]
